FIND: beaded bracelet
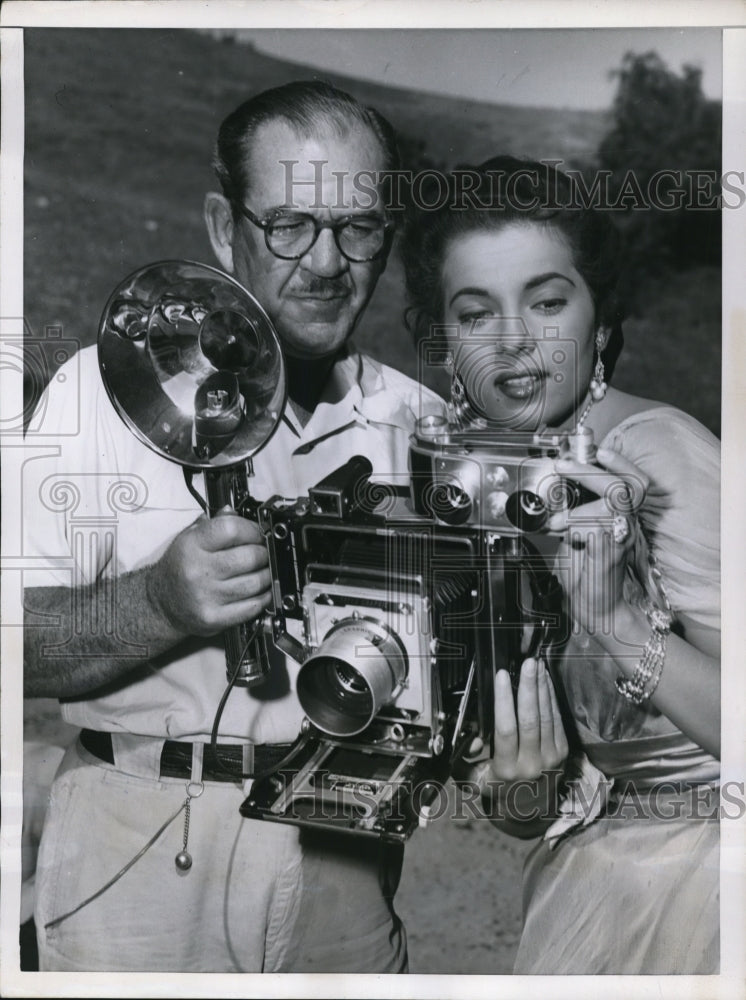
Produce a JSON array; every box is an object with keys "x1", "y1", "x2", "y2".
[{"x1": 615, "y1": 602, "x2": 673, "y2": 706}]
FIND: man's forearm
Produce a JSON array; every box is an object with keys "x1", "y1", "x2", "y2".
[{"x1": 23, "y1": 570, "x2": 186, "y2": 698}]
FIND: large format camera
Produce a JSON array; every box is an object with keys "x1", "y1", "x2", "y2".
[
  {"x1": 98, "y1": 261, "x2": 590, "y2": 843},
  {"x1": 239, "y1": 415, "x2": 593, "y2": 840}
]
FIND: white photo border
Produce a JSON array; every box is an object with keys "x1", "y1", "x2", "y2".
[{"x1": 1, "y1": 3, "x2": 744, "y2": 998}]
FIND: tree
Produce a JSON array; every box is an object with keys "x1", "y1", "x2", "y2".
[{"x1": 597, "y1": 51, "x2": 721, "y2": 280}]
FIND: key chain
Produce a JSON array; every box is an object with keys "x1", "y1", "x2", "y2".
[{"x1": 175, "y1": 778, "x2": 204, "y2": 872}]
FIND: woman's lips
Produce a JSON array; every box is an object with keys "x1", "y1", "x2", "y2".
[{"x1": 493, "y1": 371, "x2": 546, "y2": 400}]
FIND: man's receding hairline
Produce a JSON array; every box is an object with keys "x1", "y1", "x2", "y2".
[
  {"x1": 242, "y1": 115, "x2": 389, "y2": 194},
  {"x1": 251, "y1": 114, "x2": 387, "y2": 155}
]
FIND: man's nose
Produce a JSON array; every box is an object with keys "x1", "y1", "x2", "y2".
[{"x1": 301, "y1": 227, "x2": 349, "y2": 278}]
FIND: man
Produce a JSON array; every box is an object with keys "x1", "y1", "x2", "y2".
[{"x1": 23, "y1": 80, "x2": 443, "y2": 973}]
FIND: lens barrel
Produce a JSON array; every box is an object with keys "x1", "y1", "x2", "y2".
[{"x1": 297, "y1": 619, "x2": 407, "y2": 737}]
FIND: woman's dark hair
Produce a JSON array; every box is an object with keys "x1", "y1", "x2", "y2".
[
  {"x1": 213, "y1": 79, "x2": 400, "y2": 205},
  {"x1": 401, "y1": 155, "x2": 625, "y2": 378}
]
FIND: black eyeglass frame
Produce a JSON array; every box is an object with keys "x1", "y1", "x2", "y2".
[{"x1": 231, "y1": 202, "x2": 396, "y2": 263}]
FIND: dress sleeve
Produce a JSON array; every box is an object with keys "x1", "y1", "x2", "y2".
[{"x1": 602, "y1": 408, "x2": 720, "y2": 631}]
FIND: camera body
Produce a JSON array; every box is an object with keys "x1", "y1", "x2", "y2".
[
  {"x1": 95, "y1": 263, "x2": 588, "y2": 840},
  {"x1": 410, "y1": 413, "x2": 597, "y2": 532},
  {"x1": 240, "y1": 418, "x2": 589, "y2": 841},
  {"x1": 260, "y1": 456, "x2": 496, "y2": 753}
]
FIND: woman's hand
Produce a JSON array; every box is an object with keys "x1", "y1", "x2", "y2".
[
  {"x1": 547, "y1": 447, "x2": 649, "y2": 634},
  {"x1": 457, "y1": 658, "x2": 568, "y2": 793},
  {"x1": 546, "y1": 446, "x2": 720, "y2": 759},
  {"x1": 455, "y1": 658, "x2": 569, "y2": 835}
]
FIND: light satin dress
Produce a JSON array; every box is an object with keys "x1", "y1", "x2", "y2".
[{"x1": 514, "y1": 407, "x2": 720, "y2": 974}]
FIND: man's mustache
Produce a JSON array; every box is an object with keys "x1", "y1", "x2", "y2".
[{"x1": 294, "y1": 277, "x2": 350, "y2": 297}]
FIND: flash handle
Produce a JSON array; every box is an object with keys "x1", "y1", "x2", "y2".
[{"x1": 204, "y1": 464, "x2": 270, "y2": 686}]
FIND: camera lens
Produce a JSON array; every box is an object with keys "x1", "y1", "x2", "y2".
[
  {"x1": 321, "y1": 659, "x2": 374, "y2": 720},
  {"x1": 505, "y1": 490, "x2": 548, "y2": 533},
  {"x1": 427, "y1": 483, "x2": 473, "y2": 525},
  {"x1": 297, "y1": 619, "x2": 407, "y2": 737},
  {"x1": 298, "y1": 656, "x2": 375, "y2": 736},
  {"x1": 332, "y1": 662, "x2": 368, "y2": 696}
]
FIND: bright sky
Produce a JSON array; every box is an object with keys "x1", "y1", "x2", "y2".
[{"x1": 233, "y1": 28, "x2": 722, "y2": 110}]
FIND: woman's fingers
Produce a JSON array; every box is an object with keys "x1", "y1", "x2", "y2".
[
  {"x1": 493, "y1": 668, "x2": 519, "y2": 762},
  {"x1": 548, "y1": 497, "x2": 620, "y2": 533},
  {"x1": 551, "y1": 678, "x2": 570, "y2": 760},
  {"x1": 515, "y1": 658, "x2": 569, "y2": 770},
  {"x1": 537, "y1": 660, "x2": 569, "y2": 763},
  {"x1": 516, "y1": 658, "x2": 565, "y2": 758},
  {"x1": 595, "y1": 447, "x2": 650, "y2": 485},
  {"x1": 552, "y1": 449, "x2": 648, "y2": 519},
  {"x1": 552, "y1": 518, "x2": 635, "y2": 562},
  {"x1": 468, "y1": 660, "x2": 568, "y2": 783},
  {"x1": 515, "y1": 657, "x2": 541, "y2": 750},
  {"x1": 558, "y1": 448, "x2": 648, "y2": 492},
  {"x1": 535, "y1": 659, "x2": 558, "y2": 752}
]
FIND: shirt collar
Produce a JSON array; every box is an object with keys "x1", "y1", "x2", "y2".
[
  {"x1": 283, "y1": 351, "x2": 368, "y2": 437},
  {"x1": 282, "y1": 351, "x2": 416, "y2": 451}
]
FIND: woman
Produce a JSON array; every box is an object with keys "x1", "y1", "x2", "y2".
[{"x1": 402, "y1": 157, "x2": 720, "y2": 974}]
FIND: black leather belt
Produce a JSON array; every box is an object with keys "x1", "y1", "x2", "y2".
[{"x1": 79, "y1": 728, "x2": 292, "y2": 782}]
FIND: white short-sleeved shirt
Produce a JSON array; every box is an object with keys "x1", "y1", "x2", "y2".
[{"x1": 24, "y1": 344, "x2": 445, "y2": 742}]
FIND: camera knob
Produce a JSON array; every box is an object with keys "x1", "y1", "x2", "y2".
[
  {"x1": 415, "y1": 414, "x2": 449, "y2": 441},
  {"x1": 563, "y1": 426, "x2": 597, "y2": 464}
]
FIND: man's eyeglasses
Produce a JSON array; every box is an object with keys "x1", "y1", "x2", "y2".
[{"x1": 232, "y1": 203, "x2": 395, "y2": 263}]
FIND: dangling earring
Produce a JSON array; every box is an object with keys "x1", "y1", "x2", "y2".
[
  {"x1": 450, "y1": 366, "x2": 477, "y2": 426},
  {"x1": 451, "y1": 368, "x2": 466, "y2": 406},
  {"x1": 590, "y1": 330, "x2": 608, "y2": 402},
  {"x1": 444, "y1": 349, "x2": 465, "y2": 420}
]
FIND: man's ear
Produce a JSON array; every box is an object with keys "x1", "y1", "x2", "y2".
[{"x1": 204, "y1": 192, "x2": 235, "y2": 273}]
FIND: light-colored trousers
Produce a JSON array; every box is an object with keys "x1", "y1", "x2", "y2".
[{"x1": 34, "y1": 738, "x2": 407, "y2": 973}]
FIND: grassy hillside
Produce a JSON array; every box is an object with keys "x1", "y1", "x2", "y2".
[
  {"x1": 22, "y1": 29, "x2": 607, "y2": 395},
  {"x1": 23, "y1": 28, "x2": 720, "y2": 435},
  {"x1": 23, "y1": 28, "x2": 720, "y2": 434}
]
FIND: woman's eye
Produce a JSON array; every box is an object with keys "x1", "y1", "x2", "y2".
[
  {"x1": 533, "y1": 298, "x2": 566, "y2": 315},
  {"x1": 459, "y1": 310, "x2": 493, "y2": 325}
]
